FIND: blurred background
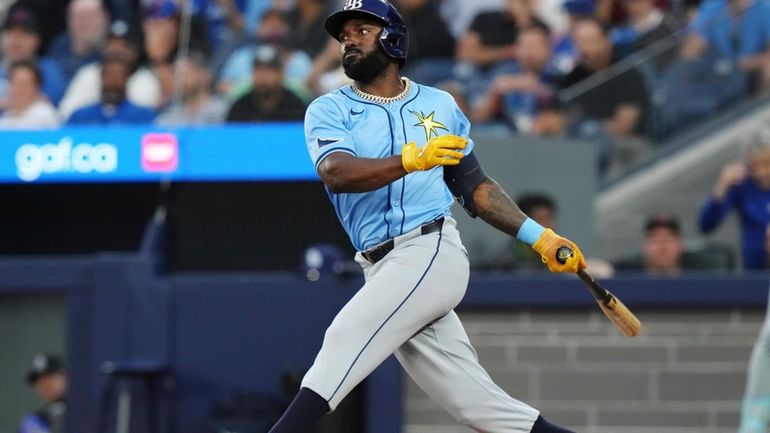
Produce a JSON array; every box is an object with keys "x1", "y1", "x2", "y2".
[{"x1": 0, "y1": 0, "x2": 769, "y2": 432}]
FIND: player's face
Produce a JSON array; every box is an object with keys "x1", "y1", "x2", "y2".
[
  {"x1": 339, "y1": 18, "x2": 390, "y2": 83},
  {"x1": 747, "y1": 147, "x2": 770, "y2": 190}
]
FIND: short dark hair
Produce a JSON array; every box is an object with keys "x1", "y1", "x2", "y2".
[
  {"x1": 517, "y1": 23, "x2": 552, "y2": 42},
  {"x1": 573, "y1": 16, "x2": 611, "y2": 36},
  {"x1": 8, "y1": 59, "x2": 42, "y2": 87},
  {"x1": 517, "y1": 193, "x2": 557, "y2": 216},
  {"x1": 644, "y1": 214, "x2": 681, "y2": 236}
]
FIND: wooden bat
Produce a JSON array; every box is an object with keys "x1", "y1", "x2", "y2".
[
  {"x1": 576, "y1": 269, "x2": 641, "y2": 337},
  {"x1": 557, "y1": 247, "x2": 641, "y2": 337}
]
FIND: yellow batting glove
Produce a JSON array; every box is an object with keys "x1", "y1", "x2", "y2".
[
  {"x1": 532, "y1": 229, "x2": 586, "y2": 273},
  {"x1": 402, "y1": 134, "x2": 468, "y2": 173}
]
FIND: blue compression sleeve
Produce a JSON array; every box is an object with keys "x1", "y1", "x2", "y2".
[{"x1": 517, "y1": 218, "x2": 546, "y2": 246}]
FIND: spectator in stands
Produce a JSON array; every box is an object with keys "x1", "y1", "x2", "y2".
[
  {"x1": 243, "y1": 0, "x2": 273, "y2": 35},
  {"x1": 560, "y1": 17, "x2": 650, "y2": 176},
  {"x1": 67, "y1": 56, "x2": 155, "y2": 124},
  {"x1": 640, "y1": 214, "x2": 684, "y2": 275},
  {"x1": 287, "y1": 0, "x2": 331, "y2": 59},
  {"x1": 552, "y1": 0, "x2": 596, "y2": 75},
  {"x1": 18, "y1": 354, "x2": 67, "y2": 433},
  {"x1": 612, "y1": 214, "x2": 685, "y2": 275},
  {"x1": 699, "y1": 128, "x2": 770, "y2": 269},
  {"x1": 218, "y1": 9, "x2": 312, "y2": 100},
  {"x1": 395, "y1": 0, "x2": 456, "y2": 85},
  {"x1": 157, "y1": 51, "x2": 227, "y2": 125},
  {"x1": 305, "y1": 37, "x2": 351, "y2": 96},
  {"x1": 457, "y1": 0, "x2": 548, "y2": 68},
  {"x1": 472, "y1": 26, "x2": 563, "y2": 134},
  {"x1": 59, "y1": 23, "x2": 160, "y2": 119},
  {"x1": 188, "y1": 0, "x2": 246, "y2": 51},
  {"x1": 9, "y1": 0, "x2": 69, "y2": 52},
  {"x1": 681, "y1": 0, "x2": 770, "y2": 91},
  {"x1": 0, "y1": 2, "x2": 66, "y2": 107},
  {"x1": 610, "y1": 0, "x2": 679, "y2": 60},
  {"x1": 0, "y1": 60, "x2": 59, "y2": 128},
  {"x1": 45, "y1": 0, "x2": 109, "y2": 82},
  {"x1": 227, "y1": 44, "x2": 307, "y2": 122},
  {"x1": 141, "y1": 0, "x2": 207, "y2": 108},
  {"x1": 439, "y1": 0, "x2": 508, "y2": 38}
]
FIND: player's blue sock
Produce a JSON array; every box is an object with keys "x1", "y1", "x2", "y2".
[
  {"x1": 530, "y1": 415, "x2": 577, "y2": 433},
  {"x1": 267, "y1": 387, "x2": 330, "y2": 433}
]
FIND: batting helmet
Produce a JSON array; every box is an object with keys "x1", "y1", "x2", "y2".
[{"x1": 325, "y1": 0, "x2": 409, "y2": 68}]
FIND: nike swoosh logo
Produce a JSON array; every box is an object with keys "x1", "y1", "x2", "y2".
[
  {"x1": 317, "y1": 138, "x2": 342, "y2": 148},
  {"x1": 350, "y1": 108, "x2": 365, "y2": 115}
]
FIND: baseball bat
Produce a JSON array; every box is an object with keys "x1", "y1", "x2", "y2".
[{"x1": 556, "y1": 247, "x2": 641, "y2": 337}]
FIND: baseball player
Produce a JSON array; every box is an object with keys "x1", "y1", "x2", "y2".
[{"x1": 268, "y1": 2, "x2": 586, "y2": 433}]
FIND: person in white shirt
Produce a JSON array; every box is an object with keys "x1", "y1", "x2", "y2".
[
  {"x1": 157, "y1": 51, "x2": 228, "y2": 125},
  {"x1": 0, "y1": 59, "x2": 59, "y2": 128},
  {"x1": 58, "y1": 23, "x2": 160, "y2": 120}
]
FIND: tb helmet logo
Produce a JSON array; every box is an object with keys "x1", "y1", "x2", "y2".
[{"x1": 344, "y1": 0, "x2": 363, "y2": 9}]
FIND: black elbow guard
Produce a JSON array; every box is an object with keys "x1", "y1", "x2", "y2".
[{"x1": 443, "y1": 151, "x2": 488, "y2": 218}]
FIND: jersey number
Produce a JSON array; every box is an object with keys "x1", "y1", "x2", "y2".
[{"x1": 344, "y1": 0, "x2": 363, "y2": 9}]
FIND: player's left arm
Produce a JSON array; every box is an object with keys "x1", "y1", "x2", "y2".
[
  {"x1": 444, "y1": 100, "x2": 584, "y2": 273},
  {"x1": 442, "y1": 150, "x2": 585, "y2": 273}
]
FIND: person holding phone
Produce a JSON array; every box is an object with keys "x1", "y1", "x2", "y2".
[{"x1": 699, "y1": 128, "x2": 770, "y2": 270}]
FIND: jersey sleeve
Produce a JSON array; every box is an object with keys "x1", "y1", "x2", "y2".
[
  {"x1": 304, "y1": 96, "x2": 357, "y2": 170},
  {"x1": 451, "y1": 98, "x2": 475, "y2": 156}
]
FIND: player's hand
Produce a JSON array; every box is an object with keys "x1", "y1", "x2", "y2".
[
  {"x1": 402, "y1": 135, "x2": 467, "y2": 173},
  {"x1": 531, "y1": 229, "x2": 586, "y2": 273}
]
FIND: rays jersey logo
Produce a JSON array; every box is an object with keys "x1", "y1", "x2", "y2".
[
  {"x1": 411, "y1": 110, "x2": 448, "y2": 141},
  {"x1": 344, "y1": 0, "x2": 364, "y2": 9}
]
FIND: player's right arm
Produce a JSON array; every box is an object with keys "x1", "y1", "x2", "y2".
[
  {"x1": 318, "y1": 135, "x2": 468, "y2": 193},
  {"x1": 318, "y1": 153, "x2": 407, "y2": 193},
  {"x1": 306, "y1": 97, "x2": 467, "y2": 193}
]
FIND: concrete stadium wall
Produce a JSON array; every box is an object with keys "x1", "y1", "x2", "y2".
[{"x1": 404, "y1": 308, "x2": 765, "y2": 433}]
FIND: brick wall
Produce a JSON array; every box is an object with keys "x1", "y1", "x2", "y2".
[{"x1": 403, "y1": 309, "x2": 766, "y2": 433}]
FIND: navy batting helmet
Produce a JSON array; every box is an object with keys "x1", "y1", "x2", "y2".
[{"x1": 325, "y1": 0, "x2": 409, "y2": 68}]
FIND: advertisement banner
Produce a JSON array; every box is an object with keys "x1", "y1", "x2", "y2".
[{"x1": 0, "y1": 123, "x2": 318, "y2": 183}]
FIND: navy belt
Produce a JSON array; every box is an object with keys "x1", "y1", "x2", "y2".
[{"x1": 361, "y1": 217, "x2": 444, "y2": 264}]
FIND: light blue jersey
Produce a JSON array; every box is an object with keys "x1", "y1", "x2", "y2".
[{"x1": 305, "y1": 80, "x2": 475, "y2": 251}]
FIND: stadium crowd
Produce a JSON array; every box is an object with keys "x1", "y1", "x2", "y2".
[{"x1": 0, "y1": 0, "x2": 767, "y2": 133}]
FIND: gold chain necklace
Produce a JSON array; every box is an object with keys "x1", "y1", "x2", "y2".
[{"x1": 350, "y1": 78, "x2": 412, "y2": 104}]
